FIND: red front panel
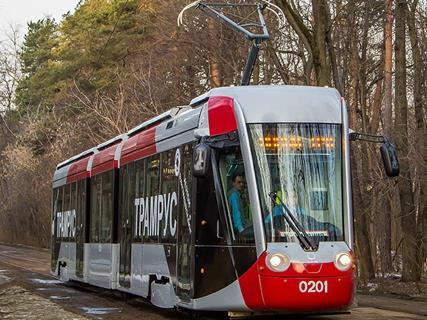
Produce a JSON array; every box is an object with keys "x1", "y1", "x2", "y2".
[
  {"x1": 238, "y1": 252, "x2": 354, "y2": 312},
  {"x1": 260, "y1": 274, "x2": 353, "y2": 311},
  {"x1": 208, "y1": 96, "x2": 237, "y2": 136}
]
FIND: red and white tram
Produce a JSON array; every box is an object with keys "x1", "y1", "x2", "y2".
[{"x1": 52, "y1": 85, "x2": 397, "y2": 314}]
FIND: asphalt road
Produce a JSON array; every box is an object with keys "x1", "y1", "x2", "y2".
[{"x1": 0, "y1": 243, "x2": 425, "y2": 320}]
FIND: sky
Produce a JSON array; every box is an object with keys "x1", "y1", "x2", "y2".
[{"x1": 0, "y1": 0, "x2": 80, "y2": 38}]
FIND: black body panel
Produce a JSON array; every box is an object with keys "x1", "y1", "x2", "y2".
[{"x1": 193, "y1": 246, "x2": 236, "y2": 298}]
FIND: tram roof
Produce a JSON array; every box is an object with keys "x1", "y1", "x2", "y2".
[{"x1": 191, "y1": 85, "x2": 343, "y2": 124}]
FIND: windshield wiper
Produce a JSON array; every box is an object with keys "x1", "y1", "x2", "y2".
[{"x1": 268, "y1": 192, "x2": 317, "y2": 251}]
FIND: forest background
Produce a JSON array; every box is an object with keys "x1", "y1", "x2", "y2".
[{"x1": 0, "y1": 0, "x2": 426, "y2": 287}]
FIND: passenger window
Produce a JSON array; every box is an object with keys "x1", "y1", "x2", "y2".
[
  {"x1": 134, "y1": 160, "x2": 144, "y2": 242},
  {"x1": 70, "y1": 182, "x2": 77, "y2": 240},
  {"x1": 63, "y1": 184, "x2": 71, "y2": 240},
  {"x1": 160, "y1": 149, "x2": 178, "y2": 243},
  {"x1": 195, "y1": 164, "x2": 227, "y2": 246},
  {"x1": 76, "y1": 179, "x2": 87, "y2": 242},
  {"x1": 129, "y1": 163, "x2": 137, "y2": 240},
  {"x1": 219, "y1": 147, "x2": 254, "y2": 245},
  {"x1": 56, "y1": 187, "x2": 64, "y2": 239},
  {"x1": 179, "y1": 144, "x2": 193, "y2": 237},
  {"x1": 100, "y1": 171, "x2": 113, "y2": 243},
  {"x1": 90, "y1": 175, "x2": 101, "y2": 242},
  {"x1": 144, "y1": 154, "x2": 160, "y2": 242},
  {"x1": 90, "y1": 171, "x2": 114, "y2": 243},
  {"x1": 119, "y1": 164, "x2": 128, "y2": 237},
  {"x1": 52, "y1": 188, "x2": 60, "y2": 240}
]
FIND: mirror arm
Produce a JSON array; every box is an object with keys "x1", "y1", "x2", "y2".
[
  {"x1": 349, "y1": 132, "x2": 387, "y2": 144},
  {"x1": 349, "y1": 131, "x2": 400, "y2": 178}
]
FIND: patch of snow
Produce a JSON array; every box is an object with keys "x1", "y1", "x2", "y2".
[
  {"x1": 367, "y1": 282, "x2": 378, "y2": 288},
  {"x1": 31, "y1": 279, "x2": 63, "y2": 285},
  {"x1": 50, "y1": 296, "x2": 70, "y2": 300},
  {"x1": 81, "y1": 307, "x2": 119, "y2": 315},
  {"x1": 384, "y1": 273, "x2": 401, "y2": 279},
  {"x1": 367, "y1": 282, "x2": 378, "y2": 292}
]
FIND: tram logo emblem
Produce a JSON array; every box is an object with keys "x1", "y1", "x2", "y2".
[
  {"x1": 307, "y1": 252, "x2": 316, "y2": 261},
  {"x1": 174, "y1": 148, "x2": 181, "y2": 177}
]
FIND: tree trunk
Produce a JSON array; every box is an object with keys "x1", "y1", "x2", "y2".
[
  {"x1": 384, "y1": 0, "x2": 394, "y2": 137},
  {"x1": 276, "y1": 0, "x2": 332, "y2": 86},
  {"x1": 407, "y1": 0, "x2": 427, "y2": 274},
  {"x1": 208, "y1": 18, "x2": 222, "y2": 88},
  {"x1": 394, "y1": 0, "x2": 419, "y2": 282},
  {"x1": 379, "y1": 0, "x2": 394, "y2": 275},
  {"x1": 352, "y1": 155, "x2": 376, "y2": 281},
  {"x1": 348, "y1": 30, "x2": 375, "y2": 280},
  {"x1": 312, "y1": 0, "x2": 331, "y2": 86}
]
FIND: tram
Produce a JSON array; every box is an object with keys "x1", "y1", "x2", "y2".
[{"x1": 51, "y1": 84, "x2": 398, "y2": 314}]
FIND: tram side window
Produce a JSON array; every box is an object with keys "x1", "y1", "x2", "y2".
[
  {"x1": 195, "y1": 157, "x2": 228, "y2": 246},
  {"x1": 160, "y1": 149, "x2": 178, "y2": 243},
  {"x1": 75, "y1": 182, "x2": 81, "y2": 236},
  {"x1": 70, "y1": 182, "x2": 77, "y2": 241},
  {"x1": 144, "y1": 154, "x2": 160, "y2": 243},
  {"x1": 51, "y1": 187, "x2": 60, "y2": 271},
  {"x1": 119, "y1": 164, "x2": 128, "y2": 239},
  {"x1": 90, "y1": 171, "x2": 114, "y2": 243},
  {"x1": 76, "y1": 179, "x2": 87, "y2": 241},
  {"x1": 179, "y1": 144, "x2": 193, "y2": 223},
  {"x1": 100, "y1": 171, "x2": 114, "y2": 242},
  {"x1": 177, "y1": 144, "x2": 194, "y2": 283},
  {"x1": 219, "y1": 146, "x2": 255, "y2": 245},
  {"x1": 52, "y1": 187, "x2": 61, "y2": 239},
  {"x1": 90, "y1": 175, "x2": 101, "y2": 242},
  {"x1": 63, "y1": 184, "x2": 71, "y2": 241},
  {"x1": 134, "y1": 160, "x2": 144, "y2": 242},
  {"x1": 57, "y1": 187, "x2": 64, "y2": 239}
]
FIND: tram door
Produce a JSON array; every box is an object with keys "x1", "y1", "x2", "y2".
[
  {"x1": 177, "y1": 145, "x2": 194, "y2": 300},
  {"x1": 75, "y1": 180, "x2": 87, "y2": 278},
  {"x1": 119, "y1": 163, "x2": 134, "y2": 288}
]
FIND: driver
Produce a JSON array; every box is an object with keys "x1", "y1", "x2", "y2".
[{"x1": 228, "y1": 174, "x2": 250, "y2": 233}]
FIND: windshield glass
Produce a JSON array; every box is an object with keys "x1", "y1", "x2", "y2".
[{"x1": 248, "y1": 123, "x2": 343, "y2": 245}]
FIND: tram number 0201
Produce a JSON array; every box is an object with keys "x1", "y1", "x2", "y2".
[{"x1": 298, "y1": 280, "x2": 328, "y2": 293}]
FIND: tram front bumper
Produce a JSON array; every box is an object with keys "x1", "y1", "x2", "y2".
[{"x1": 259, "y1": 274, "x2": 354, "y2": 311}]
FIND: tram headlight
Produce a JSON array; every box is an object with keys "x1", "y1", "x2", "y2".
[
  {"x1": 266, "y1": 253, "x2": 291, "y2": 272},
  {"x1": 334, "y1": 252, "x2": 352, "y2": 271}
]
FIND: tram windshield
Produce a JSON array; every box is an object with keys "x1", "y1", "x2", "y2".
[{"x1": 248, "y1": 123, "x2": 344, "y2": 245}]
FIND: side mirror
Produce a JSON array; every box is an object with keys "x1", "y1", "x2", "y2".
[
  {"x1": 380, "y1": 142, "x2": 399, "y2": 177},
  {"x1": 193, "y1": 143, "x2": 211, "y2": 177}
]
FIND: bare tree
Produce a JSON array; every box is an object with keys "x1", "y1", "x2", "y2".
[
  {"x1": 394, "y1": 0, "x2": 419, "y2": 281},
  {"x1": 380, "y1": 0, "x2": 394, "y2": 274},
  {"x1": 0, "y1": 25, "x2": 21, "y2": 138},
  {"x1": 275, "y1": 0, "x2": 342, "y2": 89},
  {"x1": 406, "y1": 0, "x2": 427, "y2": 276}
]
